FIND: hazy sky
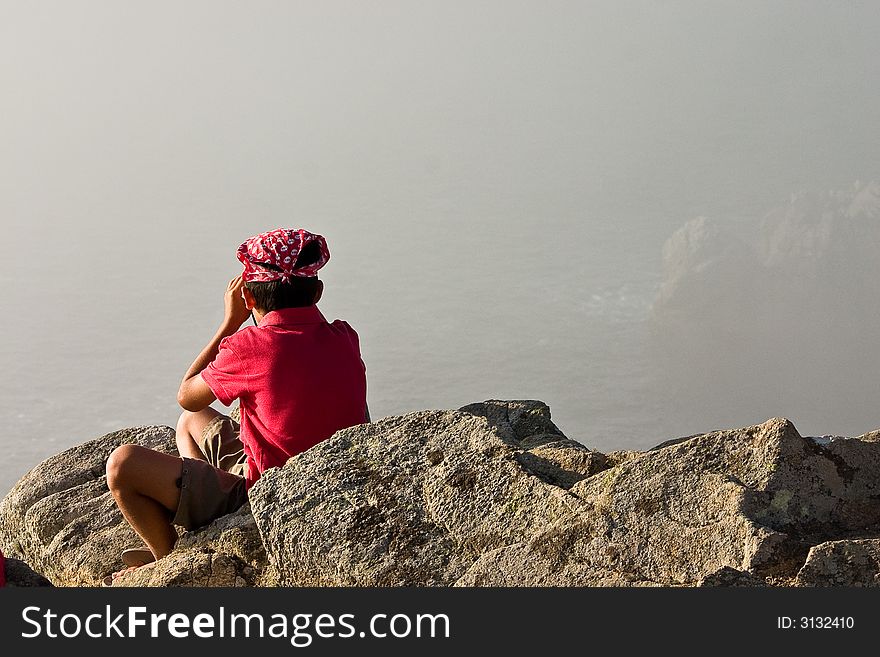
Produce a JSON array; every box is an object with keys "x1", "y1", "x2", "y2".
[
  {"x1": 4, "y1": 1, "x2": 879, "y2": 233},
  {"x1": 2, "y1": 2, "x2": 880, "y2": 491}
]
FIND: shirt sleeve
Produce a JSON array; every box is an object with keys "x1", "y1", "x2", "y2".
[{"x1": 200, "y1": 336, "x2": 247, "y2": 407}]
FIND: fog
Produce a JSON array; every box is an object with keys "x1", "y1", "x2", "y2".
[{"x1": 2, "y1": 1, "x2": 880, "y2": 494}]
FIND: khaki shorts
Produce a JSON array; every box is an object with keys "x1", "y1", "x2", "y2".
[{"x1": 172, "y1": 414, "x2": 249, "y2": 531}]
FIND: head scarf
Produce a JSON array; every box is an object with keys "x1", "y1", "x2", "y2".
[{"x1": 236, "y1": 228, "x2": 330, "y2": 283}]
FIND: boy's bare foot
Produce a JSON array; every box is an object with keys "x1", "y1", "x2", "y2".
[{"x1": 101, "y1": 565, "x2": 143, "y2": 587}]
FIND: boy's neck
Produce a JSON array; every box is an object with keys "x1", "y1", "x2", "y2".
[{"x1": 252, "y1": 303, "x2": 319, "y2": 326}]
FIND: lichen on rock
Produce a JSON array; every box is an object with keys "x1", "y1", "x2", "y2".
[{"x1": 4, "y1": 400, "x2": 880, "y2": 587}]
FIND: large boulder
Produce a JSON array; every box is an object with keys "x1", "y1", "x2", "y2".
[
  {"x1": 248, "y1": 400, "x2": 600, "y2": 586},
  {"x1": 0, "y1": 425, "x2": 178, "y2": 586},
  {"x1": 6, "y1": 400, "x2": 880, "y2": 587},
  {"x1": 251, "y1": 407, "x2": 880, "y2": 587},
  {"x1": 0, "y1": 422, "x2": 265, "y2": 587},
  {"x1": 458, "y1": 417, "x2": 880, "y2": 586}
]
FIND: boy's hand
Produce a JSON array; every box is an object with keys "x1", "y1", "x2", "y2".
[{"x1": 223, "y1": 275, "x2": 251, "y2": 329}]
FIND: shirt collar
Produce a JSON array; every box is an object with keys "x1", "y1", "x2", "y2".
[{"x1": 258, "y1": 305, "x2": 327, "y2": 327}]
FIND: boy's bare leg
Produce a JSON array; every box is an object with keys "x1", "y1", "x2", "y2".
[
  {"x1": 106, "y1": 445, "x2": 183, "y2": 559},
  {"x1": 175, "y1": 407, "x2": 223, "y2": 460}
]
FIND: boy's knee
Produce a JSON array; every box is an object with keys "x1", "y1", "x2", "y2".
[
  {"x1": 106, "y1": 443, "x2": 143, "y2": 490},
  {"x1": 176, "y1": 409, "x2": 194, "y2": 432}
]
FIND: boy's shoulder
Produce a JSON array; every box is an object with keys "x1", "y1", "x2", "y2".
[{"x1": 221, "y1": 313, "x2": 361, "y2": 352}]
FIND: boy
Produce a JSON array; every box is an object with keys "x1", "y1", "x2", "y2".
[{"x1": 104, "y1": 228, "x2": 368, "y2": 583}]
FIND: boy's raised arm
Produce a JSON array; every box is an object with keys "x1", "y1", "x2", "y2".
[{"x1": 177, "y1": 275, "x2": 251, "y2": 411}]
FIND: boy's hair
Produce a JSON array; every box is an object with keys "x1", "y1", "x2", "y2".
[{"x1": 244, "y1": 240, "x2": 323, "y2": 312}]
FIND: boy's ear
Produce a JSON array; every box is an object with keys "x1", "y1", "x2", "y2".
[
  {"x1": 313, "y1": 279, "x2": 324, "y2": 304},
  {"x1": 241, "y1": 286, "x2": 256, "y2": 310}
]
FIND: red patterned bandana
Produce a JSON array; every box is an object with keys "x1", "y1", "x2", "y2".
[{"x1": 236, "y1": 228, "x2": 330, "y2": 283}]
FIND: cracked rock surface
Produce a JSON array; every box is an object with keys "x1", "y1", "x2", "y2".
[{"x1": 4, "y1": 400, "x2": 880, "y2": 586}]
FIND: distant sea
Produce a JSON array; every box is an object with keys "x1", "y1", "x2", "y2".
[
  {"x1": 5, "y1": 1, "x2": 880, "y2": 498},
  {"x1": 8, "y1": 200, "x2": 880, "y2": 498},
  {"x1": 1, "y1": 217, "x2": 684, "y2": 497}
]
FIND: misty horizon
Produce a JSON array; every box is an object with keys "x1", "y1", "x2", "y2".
[{"x1": 2, "y1": 1, "x2": 880, "y2": 494}]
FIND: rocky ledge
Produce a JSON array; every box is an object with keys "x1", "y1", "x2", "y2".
[{"x1": 2, "y1": 400, "x2": 880, "y2": 587}]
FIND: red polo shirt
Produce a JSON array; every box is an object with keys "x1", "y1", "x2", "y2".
[{"x1": 201, "y1": 305, "x2": 367, "y2": 489}]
